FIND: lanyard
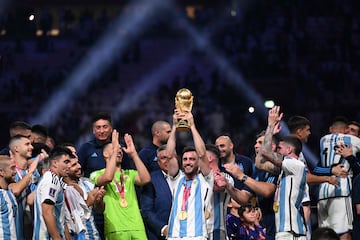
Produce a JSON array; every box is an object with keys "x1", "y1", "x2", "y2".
[
  {"x1": 181, "y1": 181, "x2": 192, "y2": 211},
  {"x1": 113, "y1": 170, "x2": 125, "y2": 200}
]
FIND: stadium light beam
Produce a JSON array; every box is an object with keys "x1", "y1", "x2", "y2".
[{"x1": 31, "y1": 0, "x2": 166, "y2": 126}]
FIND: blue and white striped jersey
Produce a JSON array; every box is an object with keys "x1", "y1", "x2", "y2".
[
  {"x1": 207, "y1": 172, "x2": 233, "y2": 240},
  {"x1": 168, "y1": 171, "x2": 214, "y2": 240},
  {"x1": 275, "y1": 157, "x2": 307, "y2": 236},
  {"x1": 0, "y1": 189, "x2": 18, "y2": 240},
  {"x1": 33, "y1": 171, "x2": 66, "y2": 240},
  {"x1": 64, "y1": 177, "x2": 100, "y2": 240},
  {"x1": 14, "y1": 168, "x2": 40, "y2": 240},
  {"x1": 318, "y1": 133, "x2": 360, "y2": 199}
]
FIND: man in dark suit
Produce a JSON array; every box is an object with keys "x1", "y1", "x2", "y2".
[{"x1": 140, "y1": 144, "x2": 178, "y2": 240}]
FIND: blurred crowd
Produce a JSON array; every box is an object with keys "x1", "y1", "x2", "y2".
[{"x1": 1, "y1": 0, "x2": 360, "y2": 152}]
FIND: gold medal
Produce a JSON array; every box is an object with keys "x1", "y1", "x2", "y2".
[
  {"x1": 119, "y1": 198, "x2": 128, "y2": 208},
  {"x1": 205, "y1": 210, "x2": 211, "y2": 219},
  {"x1": 178, "y1": 211, "x2": 188, "y2": 220},
  {"x1": 273, "y1": 201, "x2": 279, "y2": 213}
]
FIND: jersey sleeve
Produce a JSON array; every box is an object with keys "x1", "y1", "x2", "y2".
[
  {"x1": 89, "y1": 169, "x2": 105, "y2": 186},
  {"x1": 39, "y1": 172, "x2": 60, "y2": 204},
  {"x1": 282, "y1": 158, "x2": 305, "y2": 176}
]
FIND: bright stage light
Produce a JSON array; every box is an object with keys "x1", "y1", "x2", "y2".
[{"x1": 264, "y1": 100, "x2": 275, "y2": 108}]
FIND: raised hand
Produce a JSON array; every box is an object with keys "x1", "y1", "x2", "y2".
[
  {"x1": 214, "y1": 172, "x2": 227, "y2": 191},
  {"x1": 336, "y1": 143, "x2": 353, "y2": 158},
  {"x1": 224, "y1": 163, "x2": 244, "y2": 180},
  {"x1": 268, "y1": 106, "x2": 283, "y2": 126},
  {"x1": 122, "y1": 133, "x2": 137, "y2": 157},
  {"x1": 111, "y1": 129, "x2": 120, "y2": 152}
]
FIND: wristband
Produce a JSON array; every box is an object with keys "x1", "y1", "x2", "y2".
[{"x1": 241, "y1": 175, "x2": 248, "y2": 183}]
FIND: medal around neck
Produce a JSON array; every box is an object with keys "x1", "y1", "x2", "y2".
[
  {"x1": 178, "y1": 210, "x2": 188, "y2": 220},
  {"x1": 119, "y1": 198, "x2": 128, "y2": 208}
]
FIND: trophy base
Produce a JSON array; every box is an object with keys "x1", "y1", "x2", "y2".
[{"x1": 176, "y1": 120, "x2": 190, "y2": 132}]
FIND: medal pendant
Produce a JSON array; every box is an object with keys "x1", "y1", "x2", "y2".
[
  {"x1": 273, "y1": 201, "x2": 279, "y2": 213},
  {"x1": 119, "y1": 198, "x2": 128, "y2": 208},
  {"x1": 178, "y1": 211, "x2": 188, "y2": 220},
  {"x1": 205, "y1": 210, "x2": 210, "y2": 219}
]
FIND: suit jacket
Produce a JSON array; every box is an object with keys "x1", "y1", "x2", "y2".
[{"x1": 141, "y1": 170, "x2": 172, "y2": 240}]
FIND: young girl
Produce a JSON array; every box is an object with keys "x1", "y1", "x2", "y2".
[{"x1": 238, "y1": 204, "x2": 266, "y2": 240}]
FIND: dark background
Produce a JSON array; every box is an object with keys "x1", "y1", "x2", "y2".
[{"x1": 1, "y1": 0, "x2": 359, "y2": 157}]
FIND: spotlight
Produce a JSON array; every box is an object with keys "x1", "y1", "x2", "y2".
[
  {"x1": 248, "y1": 106, "x2": 255, "y2": 113},
  {"x1": 264, "y1": 100, "x2": 275, "y2": 108},
  {"x1": 29, "y1": 14, "x2": 35, "y2": 21}
]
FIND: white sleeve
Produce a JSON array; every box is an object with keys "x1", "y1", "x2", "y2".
[
  {"x1": 39, "y1": 172, "x2": 60, "y2": 204},
  {"x1": 282, "y1": 158, "x2": 305, "y2": 176}
]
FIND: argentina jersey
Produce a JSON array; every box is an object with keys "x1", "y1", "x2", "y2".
[
  {"x1": 0, "y1": 189, "x2": 18, "y2": 239},
  {"x1": 168, "y1": 171, "x2": 214, "y2": 240},
  {"x1": 33, "y1": 171, "x2": 66, "y2": 240},
  {"x1": 206, "y1": 172, "x2": 233, "y2": 240},
  {"x1": 14, "y1": 168, "x2": 28, "y2": 240},
  {"x1": 78, "y1": 178, "x2": 99, "y2": 240},
  {"x1": 275, "y1": 157, "x2": 306, "y2": 236},
  {"x1": 319, "y1": 133, "x2": 360, "y2": 199}
]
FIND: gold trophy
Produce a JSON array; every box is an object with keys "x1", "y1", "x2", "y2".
[{"x1": 175, "y1": 88, "x2": 194, "y2": 131}]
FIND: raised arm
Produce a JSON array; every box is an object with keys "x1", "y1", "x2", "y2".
[
  {"x1": 9, "y1": 158, "x2": 38, "y2": 196},
  {"x1": 123, "y1": 133, "x2": 151, "y2": 186},
  {"x1": 186, "y1": 112, "x2": 210, "y2": 176},
  {"x1": 167, "y1": 110, "x2": 180, "y2": 177},
  {"x1": 260, "y1": 106, "x2": 283, "y2": 170},
  {"x1": 95, "y1": 130, "x2": 119, "y2": 186}
]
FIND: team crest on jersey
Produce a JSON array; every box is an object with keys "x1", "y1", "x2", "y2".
[{"x1": 49, "y1": 187, "x2": 56, "y2": 197}]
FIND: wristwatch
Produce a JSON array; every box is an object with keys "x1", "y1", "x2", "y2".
[{"x1": 241, "y1": 175, "x2": 248, "y2": 183}]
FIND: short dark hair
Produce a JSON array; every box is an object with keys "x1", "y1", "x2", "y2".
[
  {"x1": 9, "y1": 121, "x2": 32, "y2": 137},
  {"x1": 58, "y1": 142, "x2": 76, "y2": 149},
  {"x1": 348, "y1": 120, "x2": 360, "y2": 129},
  {"x1": 255, "y1": 130, "x2": 266, "y2": 139},
  {"x1": 287, "y1": 116, "x2": 311, "y2": 134},
  {"x1": 10, "y1": 121, "x2": 32, "y2": 130},
  {"x1": 205, "y1": 144, "x2": 220, "y2": 159},
  {"x1": 32, "y1": 142, "x2": 51, "y2": 158},
  {"x1": 49, "y1": 146, "x2": 75, "y2": 161},
  {"x1": 281, "y1": 136, "x2": 302, "y2": 156},
  {"x1": 92, "y1": 111, "x2": 112, "y2": 124},
  {"x1": 182, "y1": 146, "x2": 196, "y2": 156},
  {"x1": 157, "y1": 144, "x2": 167, "y2": 155},
  {"x1": 31, "y1": 124, "x2": 48, "y2": 138},
  {"x1": 311, "y1": 227, "x2": 339, "y2": 240},
  {"x1": 238, "y1": 203, "x2": 254, "y2": 217}
]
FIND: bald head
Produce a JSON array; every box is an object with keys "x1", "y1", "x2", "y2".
[
  {"x1": 0, "y1": 155, "x2": 16, "y2": 185},
  {"x1": 0, "y1": 155, "x2": 12, "y2": 169},
  {"x1": 215, "y1": 135, "x2": 234, "y2": 163},
  {"x1": 152, "y1": 121, "x2": 171, "y2": 146}
]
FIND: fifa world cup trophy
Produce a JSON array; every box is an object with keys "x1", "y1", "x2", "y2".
[{"x1": 174, "y1": 88, "x2": 194, "y2": 131}]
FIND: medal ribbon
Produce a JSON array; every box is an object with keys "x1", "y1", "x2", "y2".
[
  {"x1": 181, "y1": 181, "x2": 192, "y2": 211},
  {"x1": 15, "y1": 163, "x2": 27, "y2": 180},
  {"x1": 113, "y1": 171, "x2": 125, "y2": 200}
]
